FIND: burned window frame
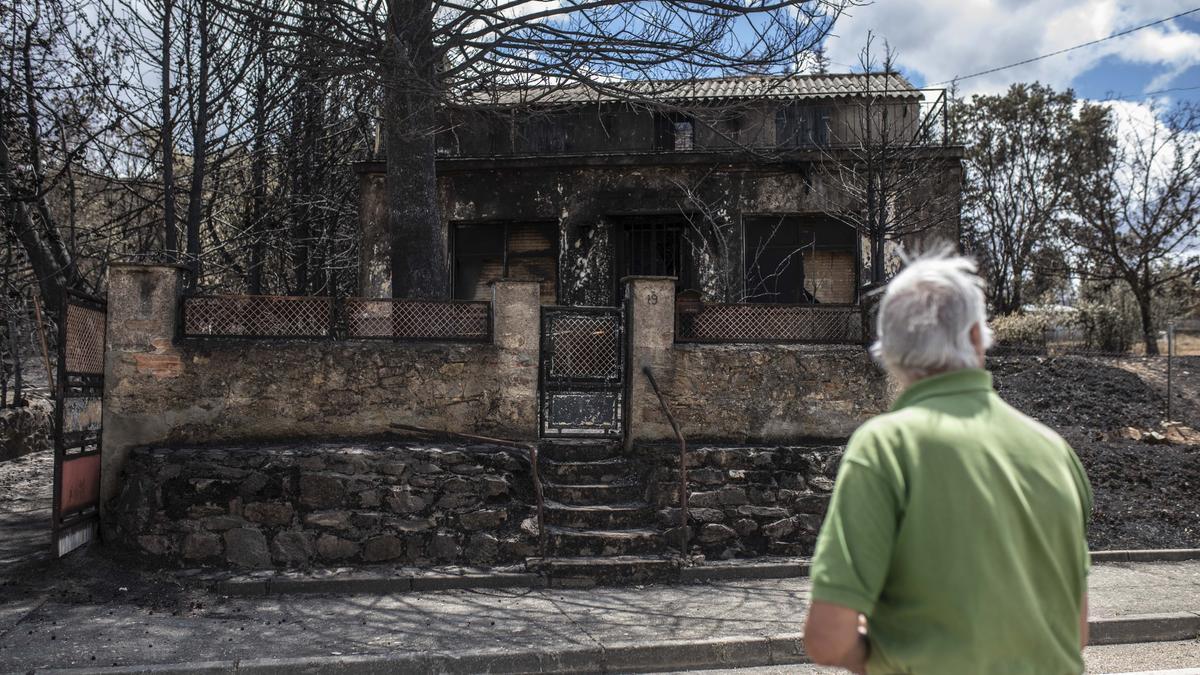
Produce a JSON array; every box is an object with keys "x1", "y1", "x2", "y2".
[
  {"x1": 451, "y1": 221, "x2": 559, "y2": 303},
  {"x1": 613, "y1": 217, "x2": 698, "y2": 301},
  {"x1": 654, "y1": 112, "x2": 696, "y2": 152},
  {"x1": 742, "y1": 215, "x2": 859, "y2": 305},
  {"x1": 775, "y1": 103, "x2": 831, "y2": 148}
]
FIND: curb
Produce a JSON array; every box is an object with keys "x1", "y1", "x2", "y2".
[
  {"x1": 29, "y1": 633, "x2": 807, "y2": 675},
  {"x1": 213, "y1": 548, "x2": 1200, "y2": 597},
  {"x1": 1089, "y1": 611, "x2": 1200, "y2": 645},
  {"x1": 28, "y1": 613, "x2": 1200, "y2": 674},
  {"x1": 1090, "y1": 549, "x2": 1200, "y2": 563},
  {"x1": 216, "y1": 572, "x2": 545, "y2": 597}
]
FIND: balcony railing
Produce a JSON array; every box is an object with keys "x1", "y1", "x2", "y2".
[
  {"x1": 675, "y1": 303, "x2": 863, "y2": 344},
  {"x1": 181, "y1": 295, "x2": 491, "y2": 342}
]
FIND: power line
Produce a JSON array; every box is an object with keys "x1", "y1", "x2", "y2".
[
  {"x1": 1106, "y1": 84, "x2": 1200, "y2": 101},
  {"x1": 931, "y1": 7, "x2": 1200, "y2": 86}
]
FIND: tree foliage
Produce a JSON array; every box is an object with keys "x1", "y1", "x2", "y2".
[
  {"x1": 1067, "y1": 102, "x2": 1200, "y2": 354},
  {"x1": 955, "y1": 83, "x2": 1099, "y2": 315}
]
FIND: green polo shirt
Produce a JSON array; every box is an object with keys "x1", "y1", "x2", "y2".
[{"x1": 810, "y1": 368, "x2": 1092, "y2": 675}]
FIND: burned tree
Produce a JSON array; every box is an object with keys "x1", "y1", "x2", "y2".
[
  {"x1": 813, "y1": 37, "x2": 960, "y2": 289},
  {"x1": 227, "y1": 0, "x2": 858, "y2": 299},
  {"x1": 1068, "y1": 102, "x2": 1200, "y2": 356}
]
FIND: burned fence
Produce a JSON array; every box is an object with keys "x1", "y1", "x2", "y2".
[
  {"x1": 181, "y1": 294, "x2": 492, "y2": 342},
  {"x1": 675, "y1": 302, "x2": 863, "y2": 344}
]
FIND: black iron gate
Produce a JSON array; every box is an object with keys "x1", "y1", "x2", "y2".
[
  {"x1": 540, "y1": 306, "x2": 625, "y2": 438},
  {"x1": 52, "y1": 289, "x2": 106, "y2": 557}
]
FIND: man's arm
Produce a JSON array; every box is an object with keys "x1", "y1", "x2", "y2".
[
  {"x1": 803, "y1": 600, "x2": 868, "y2": 674},
  {"x1": 1080, "y1": 591, "x2": 1089, "y2": 650}
]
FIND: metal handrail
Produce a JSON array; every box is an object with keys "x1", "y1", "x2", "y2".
[
  {"x1": 390, "y1": 423, "x2": 546, "y2": 558},
  {"x1": 641, "y1": 366, "x2": 689, "y2": 556}
]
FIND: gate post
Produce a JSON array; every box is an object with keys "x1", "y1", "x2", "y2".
[
  {"x1": 492, "y1": 280, "x2": 541, "y2": 440},
  {"x1": 624, "y1": 277, "x2": 676, "y2": 448},
  {"x1": 101, "y1": 263, "x2": 188, "y2": 517}
]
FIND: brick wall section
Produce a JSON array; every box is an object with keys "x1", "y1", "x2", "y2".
[
  {"x1": 109, "y1": 442, "x2": 537, "y2": 568},
  {"x1": 639, "y1": 445, "x2": 843, "y2": 558}
]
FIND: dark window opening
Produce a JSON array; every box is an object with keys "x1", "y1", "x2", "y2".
[
  {"x1": 655, "y1": 112, "x2": 696, "y2": 151},
  {"x1": 518, "y1": 116, "x2": 567, "y2": 154},
  {"x1": 673, "y1": 121, "x2": 694, "y2": 150},
  {"x1": 775, "y1": 104, "x2": 830, "y2": 148},
  {"x1": 617, "y1": 220, "x2": 696, "y2": 301},
  {"x1": 453, "y1": 222, "x2": 558, "y2": 303},
  {"x1": 744, "y1": 217, "x2": 855, "y2": 304}
]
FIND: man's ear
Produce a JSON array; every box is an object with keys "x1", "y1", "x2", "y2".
[{"x1": 970, "y1": 323, "x2": 986, "y2": 365}]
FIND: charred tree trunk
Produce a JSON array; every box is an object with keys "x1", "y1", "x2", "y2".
[
  {"x1": 161, "y1": 0, "x2": 178, "y2": 259},
  {"x1": 247, "y1": 16, "x2": 269, "y2": 294},
  {"x1": 1134, "y1": 284, "x2": 1159, "y2": 356},
  {"x1": 183, "y1": 0, "x2": 212, "y2": 285},
  {"x1": 382, "y1": 0, "x2": 447, "y2": 299}
]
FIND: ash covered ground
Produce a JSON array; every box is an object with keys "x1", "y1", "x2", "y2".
[{"x1": 992, "y1": 356, "x2": 1200, "y2": 551}]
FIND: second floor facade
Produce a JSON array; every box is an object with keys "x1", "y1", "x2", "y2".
[{"x1": 436, "y1": 72, "x2": 940, "y2": 158}]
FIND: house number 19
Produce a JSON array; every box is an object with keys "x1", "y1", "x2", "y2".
[{"x1": 646, "y1": 292, "x2": 658, "y2": 305}]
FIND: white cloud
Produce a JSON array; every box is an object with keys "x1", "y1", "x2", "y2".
[{"x1": 823, "y1": 1, "x2": 1200, "y2": 96}]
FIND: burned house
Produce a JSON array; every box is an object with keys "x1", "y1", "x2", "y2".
[
  {"x1": 85, "y1": 74, "x2": 963, "y2": 569},
  {"x1": 356, "y1": 72, "x2": 963, "y2": 309}
]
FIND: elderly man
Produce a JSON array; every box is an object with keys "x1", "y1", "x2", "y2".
[{"x1": 803, "y1": 252, "x2": 1092, "y2": 674}]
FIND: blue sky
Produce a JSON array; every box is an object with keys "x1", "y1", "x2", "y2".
[{"x1": 820, "y1": 2, "x2": 1200, "y2": 106}]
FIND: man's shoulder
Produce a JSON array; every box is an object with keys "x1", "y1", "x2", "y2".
[
  {"x1": 844, "y1": 411, "x2": 920, "y2": 467},
  {"x1": 989, "y1": 393, "x2": 1071, "y2": 450},
  {"x1": 850, "y1": 407, "x2": 924, "y2": 444}
]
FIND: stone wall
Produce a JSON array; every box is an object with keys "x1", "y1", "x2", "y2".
[
  {"x1": 101, "y1": 264, "x2": 541, "y2": 513},
  {"x1": 1, "y1": 400, "x2": 52, "y2": 461},
  {"x1": 109, "y1": 442, "x2": 536, "y2": 568},
  {"x1": 642, "y1": 445, "x2": 842, "y2": 558},
  {"x1": 625, "y1": 277, "x2": 892, "y2": 444}
]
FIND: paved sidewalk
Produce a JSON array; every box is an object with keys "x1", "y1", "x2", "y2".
[{"x1": 1, "y1": 560, "x2": 1198, "y2": 673}]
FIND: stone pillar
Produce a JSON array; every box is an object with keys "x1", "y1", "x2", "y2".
[
  {"x1": 491, "y1": 280, "x2": 541, "y2": 440},
  {"x1": 357, "y1": 167, "x2": 391, "y2": 298},
  {"x1": 101, "y1": 263, "x2": 187, "y2": 515},
  {"x1": 624, "y1": 277, "x2": 677, "y2": 447}
]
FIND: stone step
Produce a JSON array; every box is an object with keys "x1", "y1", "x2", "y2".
[
  {"x1": 526, "y1": 555, "x2": 682, "y2": 586},
  {"x1": 538, "y1": 440, "x2": 622, "y2": 463},
  {"x1": 543, "y1": 500, "x2": 655, "y2": 530},
  {"x1": 543, "y1": 482, "x2": 643, "y2": 505},
  {"x1": 546, "y1": 526, "x2": 666, "y2": 557},
  {"x1": 540, "y1": 458, "x2": 633, "y2": 485}
]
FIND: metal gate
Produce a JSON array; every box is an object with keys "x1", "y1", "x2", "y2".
[
  {"x1": 540, "y1": 306, "x2": 625, "y2": 438},
  {"x1": 52, "y1": 289, "x2": 106, "y2": 557}
]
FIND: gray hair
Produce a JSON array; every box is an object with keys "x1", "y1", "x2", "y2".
[{"x1": 870, "y1": 249, "x2": 993, "y2": 381}]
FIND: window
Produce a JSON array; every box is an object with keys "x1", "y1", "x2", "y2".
[
  {"x1": 775, "y1": 104, "x2": 830, "y2": 147},
  {"x1": 617, "y1": 220, "x2": 695, "y2": 299},
  {"x1": 518, "y1": 117, "x2": 567, "y2": 154},
  {"x1": 673, "y1": 120, "x2": 694, "y2": 151},
  {"x1": 655, "y1": 113, "x2": 696, "y2": 151},
  {"x1": 744, "y1": 217, "x2": 855, "y2": 303},
  {"x1": 453, "y1": 223, "x2": 557, "y2": 303}
]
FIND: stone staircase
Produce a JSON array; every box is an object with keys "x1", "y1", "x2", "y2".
[{"x1": 526, "y1": 439, "x2": 680, "y2": 585}]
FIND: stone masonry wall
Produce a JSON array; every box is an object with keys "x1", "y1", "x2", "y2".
[
  {"x1": 1, "y1": 400, "x2": 52, "y2": 461},
  {"x1": 625, "y1": 277, "x2": 892, "y2": 445},
  {"x1": 109, "y1": 442, "x2": 536, "y2": 568},
  {"x1": 101, "y1": 264, "x2": 541, "y2": 514},
  {"x1": 662, "y1": 344, "x2": 888, "y2": 441},
  {"x1": 642, "y1": 445, "x2": 842, "y2": 559}
]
